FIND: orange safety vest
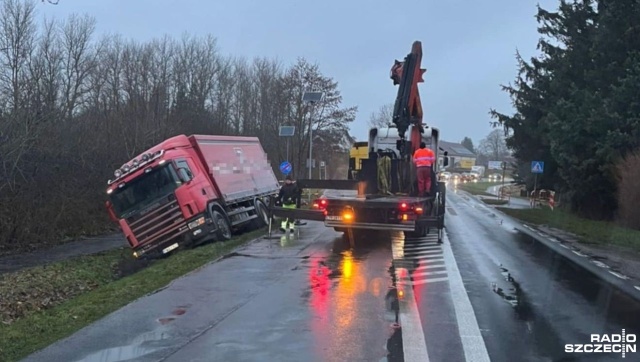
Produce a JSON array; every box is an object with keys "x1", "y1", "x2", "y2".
[{"x1": 413, "y1": 148, "x2": 435, "y2": 167}]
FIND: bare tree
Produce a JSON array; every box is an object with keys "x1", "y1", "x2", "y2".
[
  {"x1": 0, "y1": 10, "x2": 358, "y2": 252},
  {"x1": 368, "y1": 103, "x2": 393, "y2": 128},
  {"x1": 478, "y1": 129, "x2": 509, "y2": 160},
  {"x1": 59, "y1": 13, "x2": 96, "y2": 120}
]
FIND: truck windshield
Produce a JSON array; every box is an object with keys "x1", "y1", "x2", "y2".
[{"x1": 109, "y1": 164, "x2": 181, "y2": 219}]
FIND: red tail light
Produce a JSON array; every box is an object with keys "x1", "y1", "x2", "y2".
[
  {"x1": 313, "y1": 198, "x2": 328, "y2": 210},
  {"x1": 399, "y1": 202, "x2": 408, "y2": 211}
]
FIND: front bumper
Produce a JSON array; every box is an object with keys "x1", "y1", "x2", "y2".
[
  {"x1": 132, "y1": 213, "x2": 216, "y2": 259},
  {"x1": 325, "y1": 219, "x2": 416, "y2": 231}
]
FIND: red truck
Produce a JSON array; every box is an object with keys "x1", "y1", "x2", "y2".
[{"x1": 105, "y1": 134, "x2": 280, "y2": 259}]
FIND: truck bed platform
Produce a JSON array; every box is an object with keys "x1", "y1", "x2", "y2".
[{"x1": 321, "y1": 190, "x2": 432, "y2": 208}]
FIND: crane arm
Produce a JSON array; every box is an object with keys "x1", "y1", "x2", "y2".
[{"x1": 390, "y1": 41, "x2": 427, "y2": 158}]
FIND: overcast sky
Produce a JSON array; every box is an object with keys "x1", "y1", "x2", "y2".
[{"x1": 41, "y1": 0, "x2": 558, "y2": 146}]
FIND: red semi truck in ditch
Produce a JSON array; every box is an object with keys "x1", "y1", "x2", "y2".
[{"x1": 105, "y1": 134, "x2": 280, "y2": 259}]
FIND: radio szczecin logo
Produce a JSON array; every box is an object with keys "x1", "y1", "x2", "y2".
[{"x1": 565, "y1": 330, "x2": 636, "y2": 358}]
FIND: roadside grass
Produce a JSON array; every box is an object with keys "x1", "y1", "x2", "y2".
[
  {"x1": 496, "y1": 207, "x2": 640, "y2": 252},
  {"x1": 457, "y1": 181, "x2": 501, "y2": 197},
  {"x1": 0, "y1": 229, "x2": 263, "y2": 362},
  {"x1": 480, "y1": 197, "x2": 509, "y2": 206}
]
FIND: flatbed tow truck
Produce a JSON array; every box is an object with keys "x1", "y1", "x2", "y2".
[{"x1": 269, "y1": 41, "x2": 448, "y2": 242}]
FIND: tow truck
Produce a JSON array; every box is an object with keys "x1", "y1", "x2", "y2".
[{"x1": 270, "y1": 41, "x2": 448, "y2": 241}]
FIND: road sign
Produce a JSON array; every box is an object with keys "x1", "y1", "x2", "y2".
[
  {"x1": 279, "y1": 126, "x2": 295, "y2": 137},
  {"x1": 488, "y1": 161, "x2": 503, "y2": 170},
  {"x1": 279, "y1": 161, "x2": 292, "y2": 175},
  {"x1": 531, "y1": 161, "x2": 544, "y2": 174}
]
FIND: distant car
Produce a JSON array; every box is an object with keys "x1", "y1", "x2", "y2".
[{"x1": 439, "y1": 171, "x2": 451, "y2": 181}]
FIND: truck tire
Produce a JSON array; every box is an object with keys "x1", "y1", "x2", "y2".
[
  {"x1": 212, "y1": 210, "x2": 232, "y2": 241},
  {"x1": 404, "y1": 224, "x2": 427, "y2": 238},
  {"x1": 250, "y1": 199, "x2": 269, "y2": 229}
]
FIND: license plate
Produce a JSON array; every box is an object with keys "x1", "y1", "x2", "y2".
[
  {"x1": 162, "y1": 243, "x2": 179, "y2": 254},
  {"x1": 326, "y1": 215, "x2": 343, "y2": 221}
]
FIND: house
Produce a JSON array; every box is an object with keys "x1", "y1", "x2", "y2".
[{"x1": 438, "y1": 140, "x2": 476, "y2": 171}]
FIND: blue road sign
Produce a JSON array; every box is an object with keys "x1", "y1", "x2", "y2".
[
  {"x1": 279, "y1": 161, "x2": 292, "y2": 175},
  {"x1": 531, "y1": 161, "x2": 544, "y2": 174}
]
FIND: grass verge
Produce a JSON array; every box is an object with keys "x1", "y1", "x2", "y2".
[
  {"x1": 481, "y1": 197, "x2": 509, "y2": 206},
  {"x1": 496, "y1": 207, "x2": 640, "y2": 252},
  {"x1": 457, "y1": 181, "x2": 502, "y2": 197},
  {"x1": 0, "y1": 229, "x2": 263, "y2": 362}
]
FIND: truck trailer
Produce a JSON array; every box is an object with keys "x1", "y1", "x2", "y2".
[{"x1": 105, "y1": 134, "x2": 280, "y2": 259}]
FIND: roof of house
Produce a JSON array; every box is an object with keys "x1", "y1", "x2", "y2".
[{"x1": 439, "y1": 141, "x2": 476, "y2": 157}]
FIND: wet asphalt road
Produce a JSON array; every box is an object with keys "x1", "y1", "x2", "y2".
[
  {"x1": 446, "y1": 186, "x2": 640, "y2": 361},
  {"x1": 22, "y1": 186, "x2": 640, "y2": 362}
]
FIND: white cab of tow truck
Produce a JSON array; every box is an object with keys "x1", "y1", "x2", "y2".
[{"x1": 367, "y1": 124, "x2": 443, "y2": 171}]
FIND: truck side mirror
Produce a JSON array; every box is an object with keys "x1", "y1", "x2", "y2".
[
  {"x1": 105, "y1": 201, "x2": 118, "y2": 223},
  {"x1": 178, "y1": 168, "x2": 193, "y2": 183},
  {"x1": 443, "y1": 156, "x2": 449, "y2": 167}
]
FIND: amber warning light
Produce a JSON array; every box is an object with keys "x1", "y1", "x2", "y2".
[{"x1": 342, "y1": 208, "x2": 354, "y2": 222}]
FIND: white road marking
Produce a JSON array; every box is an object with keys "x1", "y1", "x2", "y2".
[
  {"x1": 413, "y1": 263, "x2": 447, "y2": 272},
  {"x1": 401, "y1": 255, "x2": 444, "y2": 260},
  {"x1": 392, "y1": 243, "x2": 430, "y2": 361},
  {"x1": 442, "y1": 232, "x2": 492, "y2": 362},
  {"x1": 399, "y1": 277, "x2": 449, "y2": 286},
  {"x1": 592, "y1": 261, "x2": 610, "y2": 269},
  {"x1": 609, "y1": 271, "x2": 629, "y2": 280},
  {"x1": 406, "y1": 270, "x2": 448, "y2": 278},
  {"x1": 402, "y1": 244, "x2": 442, "y2": 251},
  {"x1": 403, "y1": 249, "x2": 443, "y2": 256}
]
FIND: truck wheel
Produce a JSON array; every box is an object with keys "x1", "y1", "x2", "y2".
[
  {"x1": 404, "y1": 224, "x2": 427, "y2": 238},
  {"x1": 250, "y1": 199, "x2": 269, "y2": 229},
  {"x1": 212, "y1": 210, "x2": 232, "y2": 241}
]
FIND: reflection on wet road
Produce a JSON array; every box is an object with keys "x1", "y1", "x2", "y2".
[{"x1": 21, "y1": 187, "x2": 640, "y2": 362}]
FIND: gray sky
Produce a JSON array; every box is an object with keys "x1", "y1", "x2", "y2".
[{"x1": 41, "y1": 0, "x2": 558, "y2": 146}]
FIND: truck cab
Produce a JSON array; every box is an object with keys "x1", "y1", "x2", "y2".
[{"x1": 105, "y1": 138, "x2": 218, "y2": 258}]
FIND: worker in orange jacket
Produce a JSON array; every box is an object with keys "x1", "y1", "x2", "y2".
[{"x1": 413, "y1": 142, "x2": 435, "y2": 197}]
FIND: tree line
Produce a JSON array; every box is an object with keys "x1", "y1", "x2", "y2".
[
  {"x1": 0, "y1": 0, "x2": 356, "y2": 253},
  {"x1": 490, "y1": 0, "x2": 639, "y2": 225}
]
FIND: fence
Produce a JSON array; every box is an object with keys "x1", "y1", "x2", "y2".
[{"x1": 529, "y1": 189, "x2": 556, "y2": 210}]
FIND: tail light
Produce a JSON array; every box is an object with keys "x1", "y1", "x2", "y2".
[
  {"x1": 399, "y1": 202, "x2": 408, "y2": 211},
  {"x1": 313, "y1": 198, "x2": 328, "y2": 210}
]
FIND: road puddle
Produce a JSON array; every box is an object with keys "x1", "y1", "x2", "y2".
[
  {"x1": 75, "y1": 330, "x2": 171, "y2": 362},
  {"x1": 491, "y1": 265, "x2": 520, "y2": 307}
]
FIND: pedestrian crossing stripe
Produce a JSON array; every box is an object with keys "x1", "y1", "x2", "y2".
[{"x1": 392, "y1": 234, "x2": 448, "y2": 286}]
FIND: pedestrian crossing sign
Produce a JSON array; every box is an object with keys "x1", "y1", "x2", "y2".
[{"x1": 531, "y1": 161, "x2": 544, "y2": 174}]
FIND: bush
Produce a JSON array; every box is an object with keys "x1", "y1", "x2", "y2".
[{"x1": 617, "y1": 150, "x2": 640, "y2": 230}]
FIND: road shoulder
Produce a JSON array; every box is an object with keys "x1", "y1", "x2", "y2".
[{"x1": 459, "y1": 189, "x2": 640, "y2": 302}]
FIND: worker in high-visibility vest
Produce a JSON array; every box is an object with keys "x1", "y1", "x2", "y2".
[
  {"x1": 413, "y1": 142, "x2": 435, "y2": 197},
  {"x1": 276, "y1": 175, "x2": 301, "y2": 232}
]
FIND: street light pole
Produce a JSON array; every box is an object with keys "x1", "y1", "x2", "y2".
[
  {"x1": 308, "y1": 110, "x2": 313, "y2": 179},
  {"x1": 302, "y1": 91, "x2": 325, "y2": 180}
]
